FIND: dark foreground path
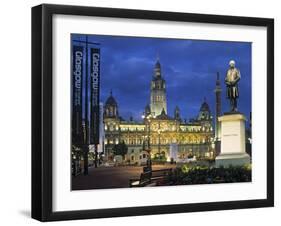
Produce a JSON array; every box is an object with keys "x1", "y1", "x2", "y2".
[{"x1": 72, "y1": 164, "x2": 176, "y2": 190}]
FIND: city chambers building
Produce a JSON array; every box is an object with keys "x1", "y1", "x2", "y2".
[{"x1": 103, "y1": 59, "x2": 215, "y2": 165}]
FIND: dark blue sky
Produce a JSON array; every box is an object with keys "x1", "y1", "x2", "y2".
[{"x1": 72, "y1": 34, "x2": 251, "y2": 123}]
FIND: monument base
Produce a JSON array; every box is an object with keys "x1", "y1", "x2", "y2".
[
  {"x1": 215, "y1": 113, "x2": 250, "y2": 168},
  {"x1": 215, "y1": 152, "x2": 250, "y2": 167}
]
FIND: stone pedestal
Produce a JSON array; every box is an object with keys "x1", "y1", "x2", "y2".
[{"x1": 215, "y1": 113, "x2": 250, "y2": 167}]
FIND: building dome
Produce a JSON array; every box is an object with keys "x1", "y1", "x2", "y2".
[
  {"x1": 200, "y1": 100, "x2": 210, "y2": 112},
  {"x1": 105, "y1": 95, "x2": 117, "y2": 106},
  {"x1": 154, "y1": 58, "x2": 162, "y2": 79},
  {"x1": 104, "y1": 90, "x2": 119, "y2": 118},
  {"x1": 155, "y1": 59, "x2": 161, "y2": 69},
  {"x1": 105, "y1": 90, "x2": 117, "y2": 106},
  {"x1": 197, "y1": 98, "x2": 212, "y2": 121}
]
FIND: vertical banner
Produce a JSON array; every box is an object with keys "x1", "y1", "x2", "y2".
[
  {"x1": 89, "y1": 48, "x2": 100, "y2": 144},
  {"x1": 72, "y1": 45, "x2": 84, "y2": 145}
]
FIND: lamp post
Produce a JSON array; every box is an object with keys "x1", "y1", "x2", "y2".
[
  {"x1": 211, "y1": 137, "x2": 215, "y2": 159},
  {"x1": 142, "y1": 113, "x2": 152, "y2": 170},
  {"x1": 157, "y1": 129, "x2": 161, "y2": 155}
]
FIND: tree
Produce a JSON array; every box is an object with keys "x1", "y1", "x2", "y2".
[{"x1": 113, "y1": 141, "x2": 128, "y2": 159}]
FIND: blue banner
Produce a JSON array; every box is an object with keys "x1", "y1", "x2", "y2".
[
  {"x1": 72, "y1": 45, "x2": 84, "y2": 145},
  {"x1": 90, "y1": 48, "x2": 100, "y2": 144}
]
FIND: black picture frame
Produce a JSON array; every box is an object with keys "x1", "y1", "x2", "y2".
[{"x1": 32, "y1": 4, "x2": 274, "y2": 222}]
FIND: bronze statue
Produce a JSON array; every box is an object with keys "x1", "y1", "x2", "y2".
[{"x1": 225, "y1": 60, "x2": 241, "y2": 112}]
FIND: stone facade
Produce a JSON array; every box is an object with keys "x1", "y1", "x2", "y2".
[{"x1": 103, "y1": 59, "x2": 215, "y2": 162}]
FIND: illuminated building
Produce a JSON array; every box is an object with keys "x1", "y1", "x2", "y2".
[{"x1": 103, "y1": 59, "x2": 214, "y2": 163}]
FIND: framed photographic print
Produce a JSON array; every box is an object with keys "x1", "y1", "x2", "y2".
[{"x1": 32, "y1": 4, "x2": 274, "y2": 221}]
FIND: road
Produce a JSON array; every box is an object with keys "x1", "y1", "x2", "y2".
[{"x1": 72, "y1": 164, "x2": 177, "y2": 190}]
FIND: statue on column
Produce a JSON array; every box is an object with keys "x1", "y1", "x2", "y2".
[{"x1": 225, "y1": 60, "x2": 241, "y2": 112}]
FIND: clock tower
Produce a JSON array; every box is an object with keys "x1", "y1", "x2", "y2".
[{"x1": 150, "y1": 58, "x2": 167, "y2": 117}]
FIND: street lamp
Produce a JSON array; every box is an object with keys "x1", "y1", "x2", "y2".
[
  {"x1": 157, "y1": 129, "x2": 161, "y2": 155},
  {"x1": 157, "y1": 118, "x2": 164, "y2": 155},
  {"x1": 211, "y1": 138, "x2": 215, "y2": 159},
  {"x1": 142, "y1": 113, "x2": 152, "y2": 171}
]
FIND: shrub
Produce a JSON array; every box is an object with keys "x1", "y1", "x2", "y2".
[{"x1": 168, "y1": 164, "x2": 251, "y2": 185}]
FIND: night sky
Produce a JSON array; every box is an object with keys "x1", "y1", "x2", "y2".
[{"x1": 71, "y1": 34, "x2": 252, "y2": 123}]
